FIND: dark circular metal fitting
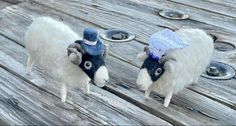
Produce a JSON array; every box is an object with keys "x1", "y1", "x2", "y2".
[
  {"x1": 201, "y1": 61, "x2": 235, "y2": 80},
  {"x1": 206, "y1": 66, "x2": 220, "y2": 76},
  {"x1": 159, "y1": 10, "x2": 189, "y2": 20},
  {"x1": 99, "y1": 29, "x2": 135, "y2": 43},
  {"x1": 214, "y1": 41, "x2": 235, "y2": 52}
]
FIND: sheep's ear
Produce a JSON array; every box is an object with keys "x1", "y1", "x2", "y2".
[
  {"x1": 137, "y1": 52, "x2": 148, "y2": 61},
  {"x1": 144, "y1": 46, "x2": 150, "y2": 55},
  {"x1": 159, "y1": 56, "x2": 177, "y2": 64},
  {"x1": 164, "y1": 60, "x2": 176, "y2": 73},
  {"x1": 137, "y1": 46, "x2": 149, "y2": 61},
  {"x1": 103, "y1": 44, "x2": 109, "y2": 59},
  {"x1": 67, "y1": 43, "x2": 83, "y2": 65},
  {"x1": 68, "y1": 43, "x2": 85, "y2": 54}
]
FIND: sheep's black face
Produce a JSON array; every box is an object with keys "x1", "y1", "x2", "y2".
[
  {"x1": 79, "y1": 54, "x2": 109, "y2": 87},
  {"x1": 142, "y1": 57, "x2": 165, "y2": 81},
  {"x1": 136, "y1": 57, "x2": 165, "y2": 90}
]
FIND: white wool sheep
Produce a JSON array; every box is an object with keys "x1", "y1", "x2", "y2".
[
  {"x1": 25, "y1": 17, "x2": 109, "y2": 102},
  {"x1": 136, "y1": 28, "x2": 214, "y2": 107}
]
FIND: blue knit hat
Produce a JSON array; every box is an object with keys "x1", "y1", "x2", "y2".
[
  {"x1": 83, "y1": 28, "x2": 98, "y2": 42},
  {"x1": 76, "y1": 28, "x2": 105, "y2": 56}
]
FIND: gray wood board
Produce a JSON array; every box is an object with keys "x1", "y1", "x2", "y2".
[
  {"x1": 110, "y1": 41, "x2": 236, "y2": 110},
  {"x1": 0, "y1": 33, "x2": 210, "y2": 125},
  {"x1": 0, "y1": 0, "x2": 12, "y2": 10},
  {"x1": 0, "y1": 7, "x2": 170, "y2": 125},
  {"x1": 116, "y1": 0, "x2": 236, "y2": 33},
  {"x1": 30, "y1": 0, "x2": 236, "y2": 47},
  {"x1": 107, "y1": 39, "x2": 236, "y2": 110},
  {"x1": 205, "y1": 0, "x2": 236, "y2": 9},
  {"x1": 0, "y1": 68, "x2": 103, "y2": 125},
  {"x1": 1, "y1": 1, "x2": 236, "y2": 125},
  {"x1": 169, "y1": 0, "x2": 236, "y2": 18},
  {"x1": 105, "y1": 54, "x2": 236, "y2": 125},
  {"x1": 0, "y1": 3, "x2": 209, "y2": 125},
  {"x1": 1, "y1": 0, "x2": 25, "y2": 4}
]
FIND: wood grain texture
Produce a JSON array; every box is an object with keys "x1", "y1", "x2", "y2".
[
  {"x1": 0, "y1": 0, "x2": 12, "y2": 10},
  {"x1": 206, "y1": 0, "x2": 236, "y2": 9},
  {"x1": 31, "y1": 0, "x2": 236, "y2": 45},
  {"x1": 169, "y1": 0, "x2": 236, "y2": 18},
  {"x1": 105, "y1": 53, "x2": 236, "y2": 125},
  {"x1": 120, "y1": 0, "x2": 236, "y2": 33},
  {"x1": 0, "y1": 68, "x2": 103, "y2": 125},
  {"x1": 1, "y1": 0, "x2": 25, "y2": 4},
  {"x1": 0, "y1": 1, "x2": 236, "y2": 125},
  {"x1": 0, "y1": 3, "x2": 206, "y2": 125},
  {"x1": 110, "y1": 41, "x2": 236, "y2": 109},
  {"x1": 0, "y1": 6, "x2": 170, "y2": 124},
  {"x1": 0, "y1": 34, "x2": 207, "y2": 125}
]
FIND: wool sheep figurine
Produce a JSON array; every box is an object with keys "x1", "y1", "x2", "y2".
[
  {"x1": 136, "y1": 28, "x2": 213, "y2": 107},
  {"x1": 25, "y1": 17, "x2": 109, "y2": 102}
]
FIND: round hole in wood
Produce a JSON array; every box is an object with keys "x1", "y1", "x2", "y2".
[
  {"x1": 201, "y1": 61, "x2": 235, "y2": 80},
  {"x1": 159, "y1": 10, "x2": 189, "y2": 20},
  {"x1": 99, "y1": 29, "x2": 135, "y2": 43},
  {"x1": 214, "y1": 41, "x2": 235, "y2": 52}
]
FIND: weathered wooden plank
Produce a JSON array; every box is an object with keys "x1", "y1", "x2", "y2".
[
  {"x1": 0, "y1": 34, "x2": 170, "y2": 125},
  {"x1": 0, "y1": 68, "x2": 104, "y2": 125},
  {"x1": 108, "y1": 41, "x2": 236, "y2": 121},
  {"x1": 1, "y1": 0, "x2": 25, "y2": 4},
  {"x1": 0, "y1": 5, "x2": 171, "y2": 124},
  {"x1": 171, "y1": 89, "x2": 236, "y2": 123},
  {"x1": 31, "y1": 0, "x2": 163, "y2": 44},
  {"x1": 79, "y1": 0, "x2": 236, "y2": 41},
  {"x1": 117, "y1": 0, "x2": 236, "y2": 33},
  {"x1": 105, "y1": 53, "x2": 236, "y2": 125},
  {"x1": 206, "y1": 0, "x2": 236, "y2": 9},
  {"x1": 106, "y1": 58, "x2": 224, "y2": 125},
  {"x1": 0, "y1": 0, "x2": 12, "y2": 10},
  {"x1": 0, "y1": 35, "x2": 209, "y2": 125},
  {"x1": 0, "y1": 2, "x2": 235, "y2": 124},
  {"x1": 109, "y1": 41, "x2": 236, "y2": 109},
  {"x1": 169, "y1": 0, "x2": 236, "y2": 18},
  {"x1": 9, "y1": 0, "x2": 236, "y2": 90},
  {"x1": 0, "y1": 4, "x2": 207, "y2": 125},
  {"x1": 0, "y1": 6, "x2": 172, "y2": 123},
  {"x1": 31, "y1": 0, "x2": 236, "y2": 44},
  {"x1": 191, "y1": 78, "x2": 236, "y2": 109}
]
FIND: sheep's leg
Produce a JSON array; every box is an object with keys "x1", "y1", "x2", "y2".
[
  {"x1": 60, "y1": 83, "x2": 67, "y2": 102},
  {"x1": 27, "y1": 54, "x2": 34, "y2": 73},
  {"x1": 86, "y1": 81, "x2": 90, "y2": 94},
  {"x1": 145, "y1": 85, "x2": 153, "y2": 99},
  {"x1": 164, "y1": 90, "x2": 173, "y2": 107},
  {"x1": 194, "y1": 77, "x2": 199, "y2": 83}
]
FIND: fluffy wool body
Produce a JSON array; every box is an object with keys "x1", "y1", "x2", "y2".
[
  {"x1": 136, "y1": 29, "x2": 214, "y2": 107},
  {"x1": 25, "y1": 17, "x2": 108, "y2": 102}
]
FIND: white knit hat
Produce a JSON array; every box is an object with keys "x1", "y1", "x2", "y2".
[{"x1": 148, "y1": 29, "x2": 189, "y2": 60}]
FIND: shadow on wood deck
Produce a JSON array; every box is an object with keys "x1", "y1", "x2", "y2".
[{"x1": 0, "y1": 0, "x2": 236, "y2": 125}]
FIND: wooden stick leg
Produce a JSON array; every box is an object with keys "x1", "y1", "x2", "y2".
[
  {"x1": 60, "y1": 83, "x2": 67, "y2": 102},
  {"x1": 145, "y1": 85, "x2": 152, "y2": 99},
  {"x1": 194, "y1": 77, "x2": 199, "y2": 83},
  {"x1": 86, "y1": 82, "x2": 90, "y2": 94},
  {"x1": 164, "y1": 91, "x2": 173, "y2": 107},
  {"x1": 27, "y1": 54, "x2": 34, "y2": 73}
]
